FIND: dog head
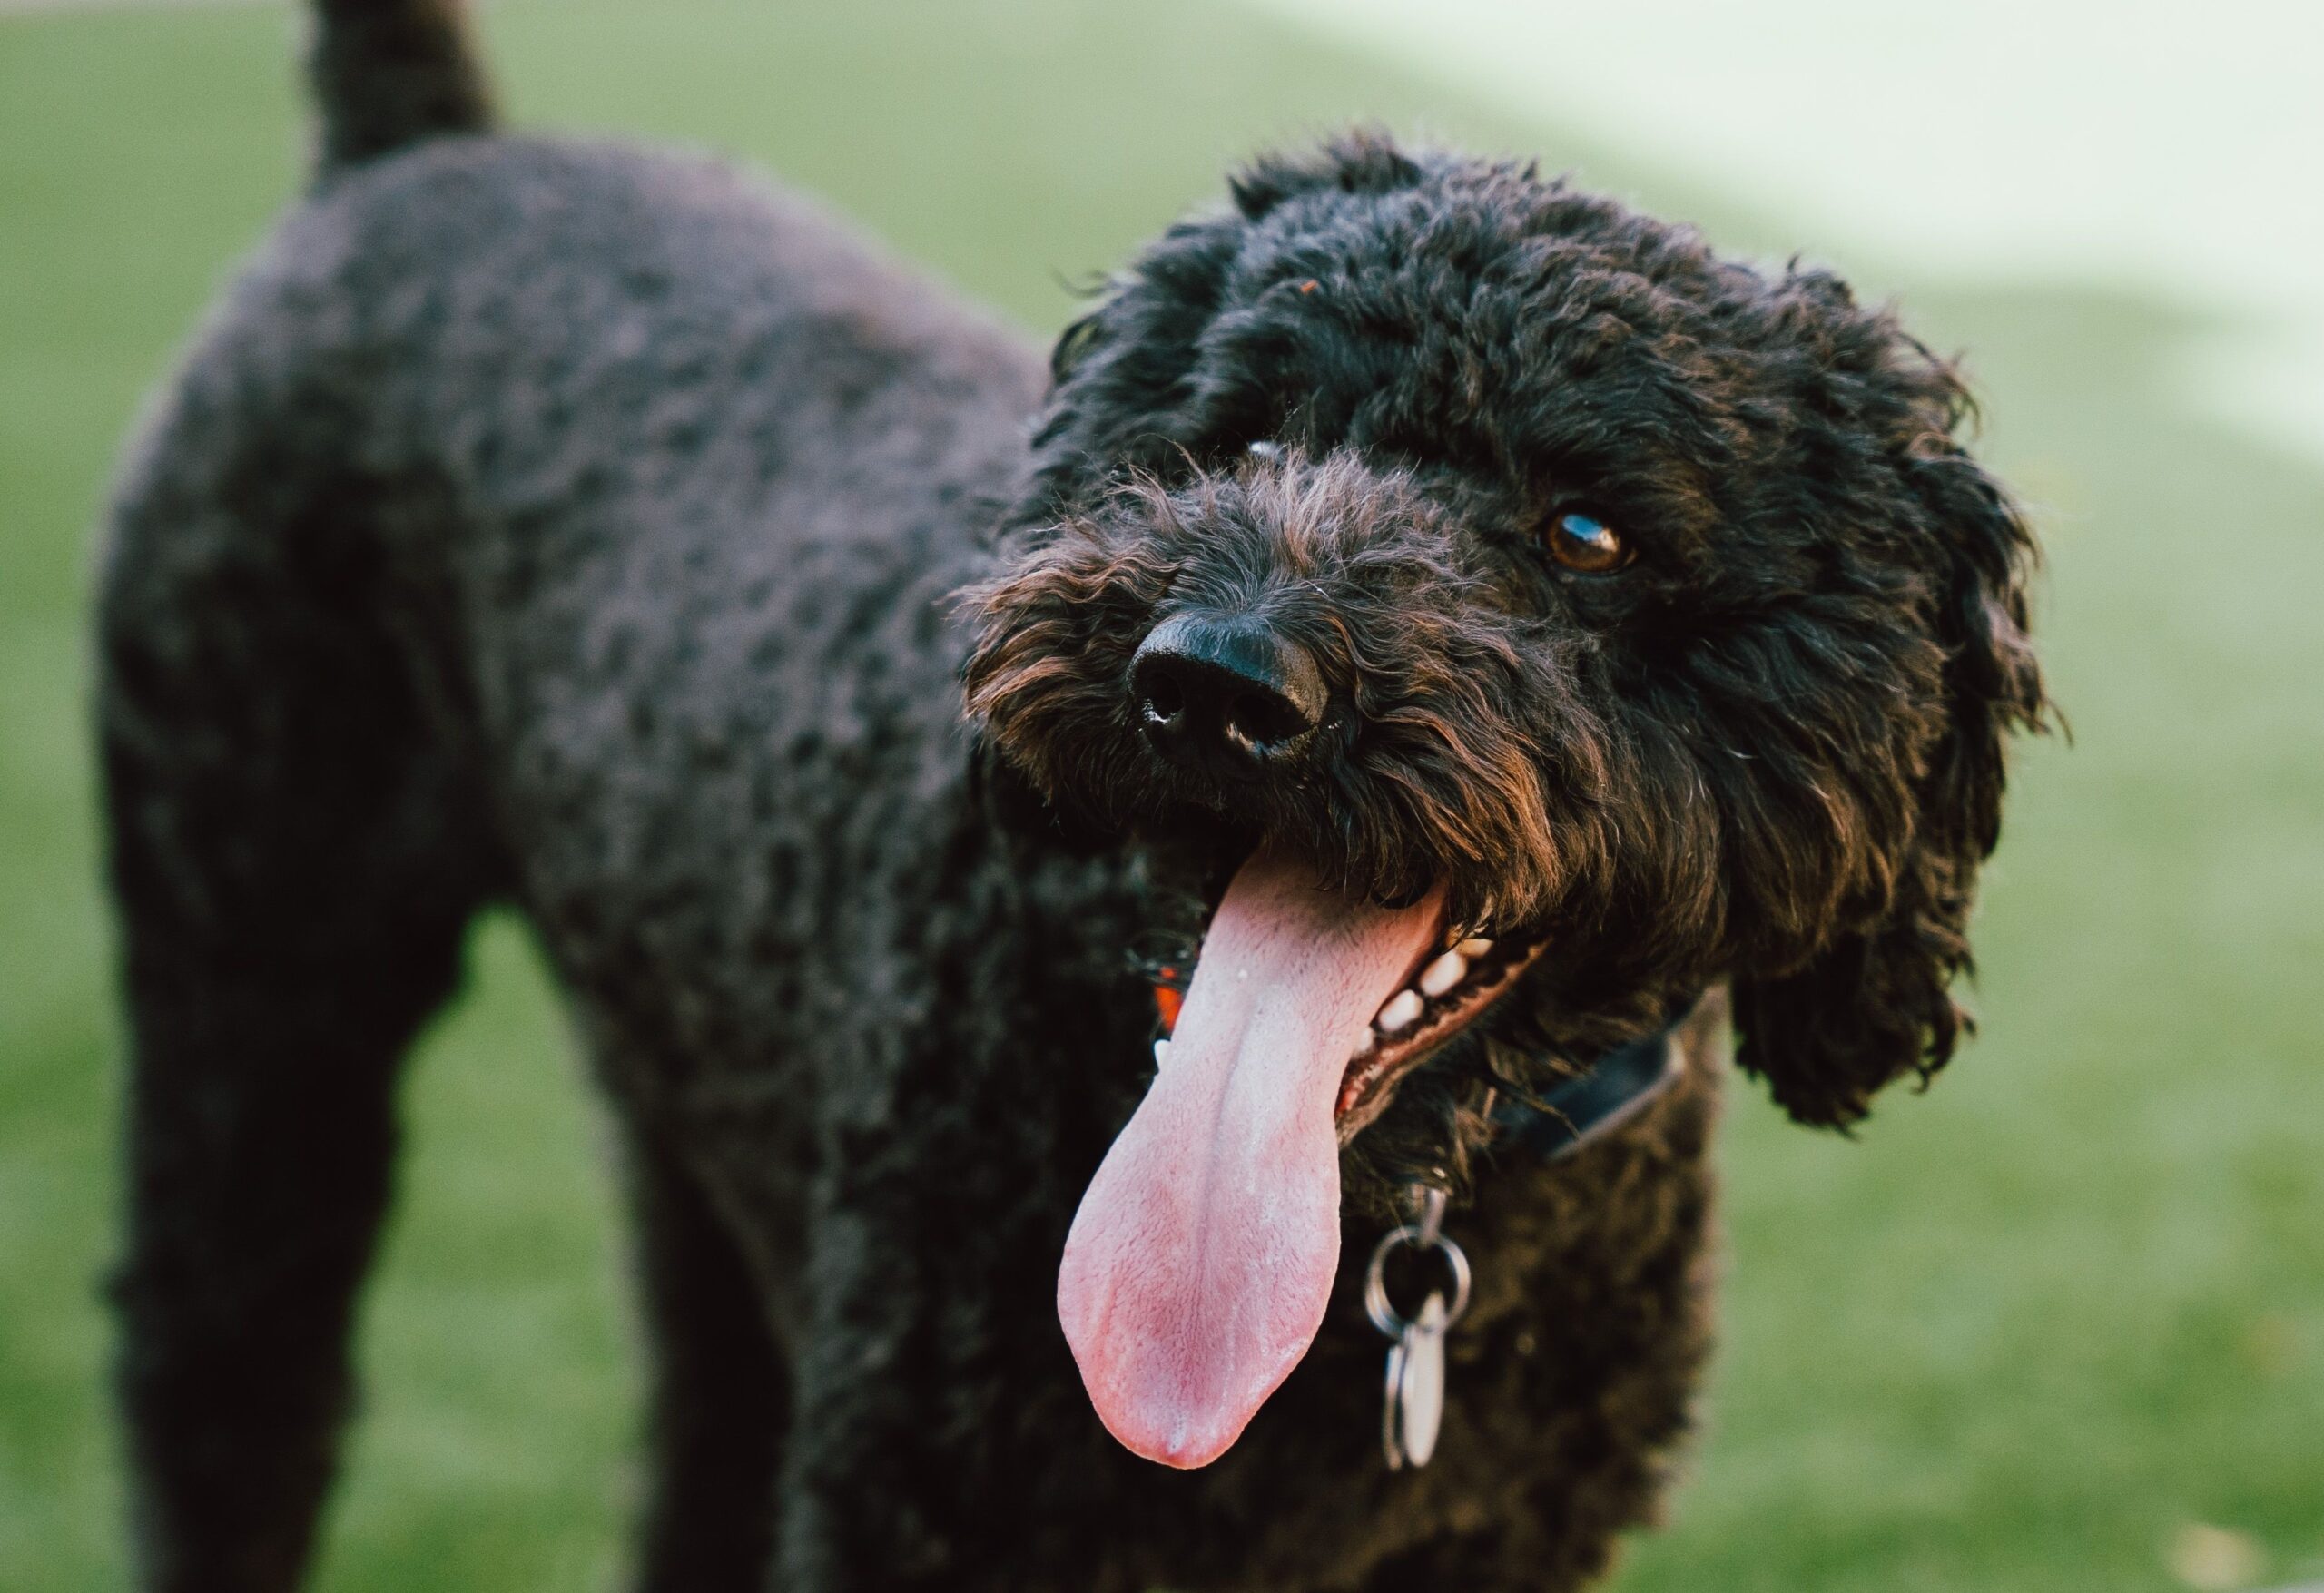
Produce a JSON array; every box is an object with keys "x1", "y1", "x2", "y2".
[{"x1": 962, "y1": 132, "x2": 2048, "y2": 1467}]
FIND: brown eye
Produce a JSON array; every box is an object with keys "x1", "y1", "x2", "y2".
[{"x1": 1542, "y1": 509, "x2": 1632, "y2": 574}]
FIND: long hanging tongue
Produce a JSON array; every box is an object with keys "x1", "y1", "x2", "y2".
[{"x1": 1058, "y1": 845, "x2": 1445, "y2": 1468}]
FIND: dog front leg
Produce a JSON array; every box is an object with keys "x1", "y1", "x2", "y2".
[
  {"x1": 763, "y1": 1166, "x2": 1137, "y2": 1593},
  {"x1": 617, "y1": 1125, "x2": 792, "y2": 1593}
]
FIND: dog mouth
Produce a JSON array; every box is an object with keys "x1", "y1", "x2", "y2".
[
  {"x1": 1057, "y1": 841, "x2": 1545, "y2": 1471},
  {"x1": 1330, "y1": 925, "x2": 1547, "y2": 1136},
  {"x1": 1151, "y1": 915, "x2": 1545, "y2": 1137}
]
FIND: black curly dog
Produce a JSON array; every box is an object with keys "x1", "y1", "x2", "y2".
[{"x1": 97, "y1": 4, "x2": 2048, "y2": 1589}]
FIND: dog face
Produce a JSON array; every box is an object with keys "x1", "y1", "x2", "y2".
[{"x1": 964, "y1": 133, "x2": 2047, "y2": 1467}]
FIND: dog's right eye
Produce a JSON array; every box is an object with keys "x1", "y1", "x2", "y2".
[{"x1": 1541, "y1": 510, "x2": 1633, "y2": 575}]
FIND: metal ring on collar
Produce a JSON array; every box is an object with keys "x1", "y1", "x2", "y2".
[{"x1": 1364, "y1": 1219, "x2": 1472, "y2": 1338}]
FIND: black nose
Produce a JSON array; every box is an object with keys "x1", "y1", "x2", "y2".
[{"x1": 1130, "y1": 613, "x2": 1325, "y2": 779}]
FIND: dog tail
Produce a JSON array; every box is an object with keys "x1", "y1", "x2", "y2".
[{"x1": 306, "y1": 0, "x2": 496, "y2": 173}]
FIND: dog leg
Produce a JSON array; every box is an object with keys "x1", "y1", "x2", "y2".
[
  {"x1": 103, "y1": 751, "x2": 489, "y2": 1592},
  {"x1": 622, "y1": 1129, "x2": 790, "y2": 1593},
  {"x1": 98, "y1": 438, "x2": 502, "y2": 1590},
  {"x1": 766, "y1": 1161, "x2": 1111, "y2": 1593},
  {"x1": 1342, "y1": 1525, "x2": 1620, "y2": 1593}
]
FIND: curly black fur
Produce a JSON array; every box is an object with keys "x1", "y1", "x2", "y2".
[
  {"x1": 971, "y1": 132, "x2": 2048, "y2": 1142},
  {"x1": 96, "y1": 10, "x2": 2043, "y2": 1591}
]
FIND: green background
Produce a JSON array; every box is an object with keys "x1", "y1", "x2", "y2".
[{"x1": 3, "y1": 3, "x2": 2319, "y2": 1589}]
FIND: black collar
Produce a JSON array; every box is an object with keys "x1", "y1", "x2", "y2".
[{"x1": 1488, "y1": 1020, "x2": 1687, "y2": 1163}]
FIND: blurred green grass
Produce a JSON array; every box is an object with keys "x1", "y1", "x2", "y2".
[{"x1": 1, "y1": 3, "x2": 2318, "y2": 1590}]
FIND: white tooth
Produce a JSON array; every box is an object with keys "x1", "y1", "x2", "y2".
[
  {"x1": 1454, "y1": 937, "x2": 1494, "y2": 959},
  {"x1": 1153, "y1": 1038, "x2": 1172, "y2": 1068},
  {"x1": 1418, "y1": 950, "x2": 1468, "y2": 998},
  {"x1": 1375, "y1": 989, "x2": 1424, "y2": 1033}
]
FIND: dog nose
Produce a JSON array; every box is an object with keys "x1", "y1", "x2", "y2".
[{"x1": 1131, "y1": 613, "x2": 1325, "y2": 778}]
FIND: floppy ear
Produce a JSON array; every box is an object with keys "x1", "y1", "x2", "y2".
[
  {"x1": 1734, "y1": 398, "x2": 2050, "y2": 1129},
  {"x1": 1010, "y1": 130, "x2": 1431, "y2": 529}
]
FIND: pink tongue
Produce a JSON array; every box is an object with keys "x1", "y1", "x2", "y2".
[{"x1": 1058, "y1": 845, "x2": 1444, "y2": 1468}]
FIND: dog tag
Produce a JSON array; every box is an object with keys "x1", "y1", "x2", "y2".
[
  {"x1": 1382, "y1": 1290, "x2": 1448, "y2": 1470},
  {"x1": 1368, "y1": 1184, "x2": 1468, "y2": 1470}
]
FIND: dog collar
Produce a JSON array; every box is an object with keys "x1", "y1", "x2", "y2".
[{"x1": 1486, "y1": 1018, "x2": 1688, "y2": 1163}]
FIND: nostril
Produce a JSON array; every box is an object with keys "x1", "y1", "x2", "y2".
[
  {"x1": 1143, "y1": 674, "x2": 1186, "y2": 725},
  {"x1": 1224, "y1": 688, "x2": 1312, "y2": 752}
]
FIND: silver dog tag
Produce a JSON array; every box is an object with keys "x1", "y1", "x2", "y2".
[{"x1": 1382, "y1": 1290, "x2": 1448, "y2": 1470}]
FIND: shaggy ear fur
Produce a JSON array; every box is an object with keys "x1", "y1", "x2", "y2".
[
  {"x1": 1226, "y1": 128, "x2": 1425, "y2": 219},
  {"x1": 1014, "y1": 213, "x2": 1243, "y2": 522},
  {"x1": 1016, "y1": 130, "x2": 1431, "y2": 526},
  {"x1": 1734, "y1": 381, "x2": 2050, "y2": 1128}
]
